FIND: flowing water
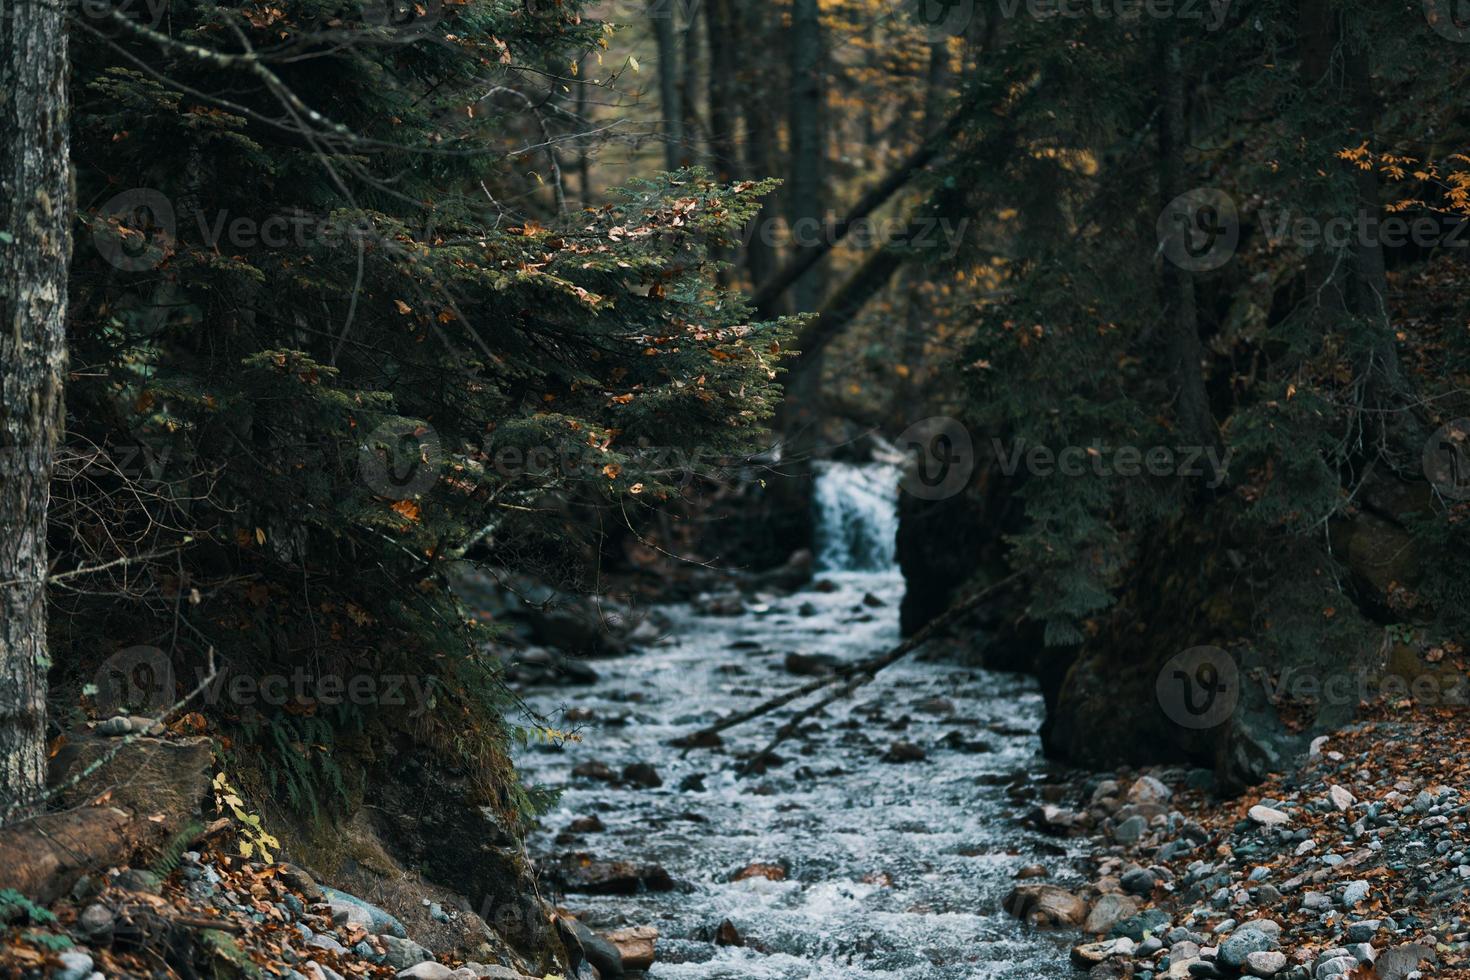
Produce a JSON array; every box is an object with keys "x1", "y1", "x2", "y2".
[{"x1": 514, "y1": 463, "x2": 1078, "y2": 978}]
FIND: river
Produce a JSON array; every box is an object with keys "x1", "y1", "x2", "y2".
[{"x1": 513, "y1": 462, "x2": 1079, "y2": 978}]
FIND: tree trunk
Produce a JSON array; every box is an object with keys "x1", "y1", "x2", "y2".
[
  {"x1": 680, "y1": 0, "x2": 701, "y2": 149},
  {"x1": 654, "y1": 0, "x2": 683, "y2": 171},
  {"x1": 740, "y1": 3, "x2": 779, "y2": 300},
  {"x1": 788, "y1": 0, "x2": 825, "y2": 310},
  {"x1": 704, "y1": 0, "x2": 737, "y2": 179},
  {"x1": 1156, "y1": 27, "x2": 1218, "y2": 471},
  {"x1": 0, "y1": 0, "x2": 72, "y2": 820}
]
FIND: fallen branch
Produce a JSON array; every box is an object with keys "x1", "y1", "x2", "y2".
[
  {"x1": 748, "y1": 102, "x2": 970, "y2": 317},
  {"x1": 737, "y1": 675, "x2": 866, "y2": 775},
  {"x1": 669, "y1": 570, "x2": 1024, "y2": 750}
]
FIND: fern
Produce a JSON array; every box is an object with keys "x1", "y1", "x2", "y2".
[
  {"x1": 150, "y1": 820, "x2": 204, "y2": 879},
  {"x1": 0, "y1": 889, "x2": 57, "y2": 926}
]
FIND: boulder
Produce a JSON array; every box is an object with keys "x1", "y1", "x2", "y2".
[
  {"x1": 380, "y1": 934, "x2": 433, "y2": 970},
  {"x1": 558, "y1": 855, "x2": 675, "y2": 894},
  {"x1": 605, "y1": 926, "x2": 657, "y2": 971},
  {"x1": 1084, "y1": 894, "x2": 1139, "y2": 935},
  {"x1": 1002, "y1": 885, "x2": 1087, "y2": 928},
  {"x1": 561, "y1": 919, "x2": 623, "y2": 979},
  {"x1": 49, "y1": 734, "x2": 212, "y2": 823}
]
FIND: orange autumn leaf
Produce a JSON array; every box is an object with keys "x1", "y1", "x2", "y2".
[{"x1": 390, "y1": 499, "x2": 421, "y2": 521}]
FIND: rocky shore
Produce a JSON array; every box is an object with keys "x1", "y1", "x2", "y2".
[{"x1": 1004, "y1": 705, "x2": 1466, "y2": 979}]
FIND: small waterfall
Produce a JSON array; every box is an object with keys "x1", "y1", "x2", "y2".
[{"x1": 812, "y1": 461, "x2": 900, "y2": 573}]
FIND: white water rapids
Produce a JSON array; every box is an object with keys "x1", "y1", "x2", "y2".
[{"x1": 513, "y1": 463, "x2": 1078, "y2": 978}]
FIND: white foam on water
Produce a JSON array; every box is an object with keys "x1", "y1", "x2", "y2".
[
  {"x1": 812, "y1": 461, "x2": 900, "y2": 573},
  {"x1": 512, "y1": 468, "x2": 1077, "y2": 978}
]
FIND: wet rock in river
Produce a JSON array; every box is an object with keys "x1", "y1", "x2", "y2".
[
  {"x1": 914, "y1": 696, "x2": 954, "y2": 715},
  {"x1": 560, "y1": 918, "x2": 624, "y2": 979},
  {"x1": 784, "y1": 651, "x2": 841, "y2": 676},
  {"x1": 713, "y1": 919, "x2": 744, "y2": 947},
  {"x1": 882, "y1": 741, "x2": 927, "y2": 763},
  {"x1": 558, "y1": 856, "x2": 675, "y2": 894},
  {"x1": 621, "y1": 762, "x2": 662, "y2": 788},
  {"x1": 567, "y1": 815, "x2": 604, "y2": 833},
  {"x1": 1002, "y1": 884, "x2": 1088, "y2": 928},
  {"x1": 1029, "y1": 804, "x2": 1080, "y2": 835},
  {"x1": 571, "y1": 760, "x2": 617, "y2": 782},
  {"x1": 939, "y1": 730, "x2": 990, "y2": 753},
  {"x1": 604, "y1": 926, "x2": 657, "y2": 971},
  {"x1": 731, "y1": 861, "x2": 787, "y2": 882}
]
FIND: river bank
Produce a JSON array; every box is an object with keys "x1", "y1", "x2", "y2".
[{"x1": 1004, "y1": 708, "x2": 1463, "y2": 980}]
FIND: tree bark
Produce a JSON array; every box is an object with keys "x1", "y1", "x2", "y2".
[
  {"x1": 0, "y1": 0, "x2": 72, "y2": 821},
  {"x1": 654, "y1": 0, "x2": 683, "y2": 172},
  {"x1": 704, "y1": 0, "x2": 737, "y2": 180},
  {"x1": 788, "y1": 0, "x2": 825, "y2": 310},
  {"x1": 738, "y1": 2, "x2": 779, "y2": 299},
  {"x1": 1156, "y1": 27, "x2": 1218, "y2": 471}
]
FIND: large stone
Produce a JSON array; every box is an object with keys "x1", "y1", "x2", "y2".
[
  {"x1": 1002, "y1": 885, "x2": 1087, "y2": 928},
  {"x1": 604, "y1": 926, "x2": 656, "y2": 971},
  {"x1": 558, "y1": 855, "x2": 676, "y2": 894},
  {"x1": 562, "y1": 919, "x2": 623, "y2": 979},
  {"x1": 380, "y1": 935, "x2": 433, "y2": 970},
  {"x1": 49, "y1": 734, "x2": 212, "y2": 823},
  {"x1": 1084, "y1": 894, "x2": 1139, "y2": 935},
  {"x1": 1218, "y1": 928, "x2": 1273, "y2": 968},
  {"x1": 1243, "y1": 951, "x2": 1287, "y2": 977},
  {"x1": 1127, "y1": 776, "x2": 1172, "y2": 805},
  {"x1": 1247, "y1": 805, "x2": 1290, "y2": 827}
]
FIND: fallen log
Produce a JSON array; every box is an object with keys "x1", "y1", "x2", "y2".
[{"x1": 669, "y1": 570, "x2": 1023, "y2": 750}]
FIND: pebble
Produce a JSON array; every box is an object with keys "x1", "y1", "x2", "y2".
[
  {"x1": 1248, "y1": 805, "x2": 1290, "y2": 827},
  {"x1": 55, "y1": 952, "x2": 94, "y2": 980},
  {"x1": 1217, "y1": 928, "x2": 1272, "y2": 968},
  {"x1": 1242, "y1": 950, "x2": 1287, "y2": 977},
  {"x1": 1340, "y1": 880, "x2": 1370, "y2": 907},
  {"x1": 1121, "y1": 867, "x2": 1158, "y2": 895}
]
